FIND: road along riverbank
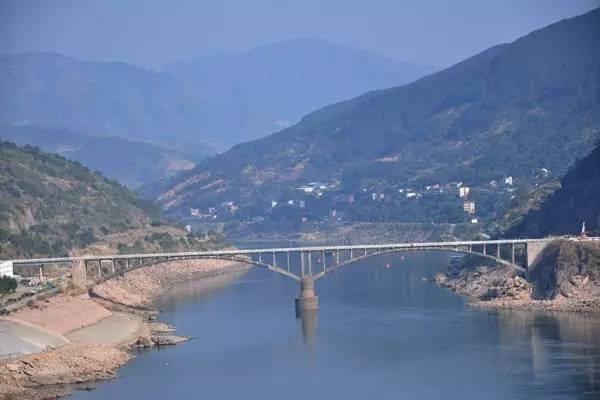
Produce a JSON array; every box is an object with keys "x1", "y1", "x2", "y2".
[{"x1": 0, "y1": 259, "x2": 248, "y2": 400}]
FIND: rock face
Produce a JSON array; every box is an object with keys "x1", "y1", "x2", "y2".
[
  {"x1": 528, "y1": 240, "x2": 600, "y2": 299},
  {"x1": 0, "y1": 343, "x2": 131, "y2": 400},
  {"x1": 436, "y1": 264, "x2": 531, "y2": 301},
  {"x1": 436, "y1": 240, "x2": 600, "y2": 313}
]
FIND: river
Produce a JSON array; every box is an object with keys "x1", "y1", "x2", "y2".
[{"x1": 71, "y1": 251, "x2": 600, "y2": 399}]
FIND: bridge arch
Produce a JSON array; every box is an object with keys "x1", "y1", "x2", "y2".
[
  {"x1": 95, "y1": 254, "x2": 301, "y2": 284},
  {"x1": 311, "y1": 246, "x2": 525, "y2": 281}
]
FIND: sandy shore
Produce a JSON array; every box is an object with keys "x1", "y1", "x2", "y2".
[{"x1": 0, "y1": 258, "x2": 245, "y2": 400}]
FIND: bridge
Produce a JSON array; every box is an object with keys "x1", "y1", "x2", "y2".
[{"x1": 6, "y1": 237, "x2": 581, "y2": 311}]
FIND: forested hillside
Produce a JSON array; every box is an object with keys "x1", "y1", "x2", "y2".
[
  {"x1": 157, "y1": 9, "x2": 600, "y2": 225},
  {"x1": 0, "y1": 141, "x2": 218, "y2": 259},
  {"x1": 504, "y1": 143, "x2": 600, "y2": 238}
]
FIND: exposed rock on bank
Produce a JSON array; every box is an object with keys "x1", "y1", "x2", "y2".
[
  {"x1": 436, "y1": 240, "x2": 600, "y2": 312},
  {"x1": 0, "y1": 343, "x2": 131, "y2": 400}
]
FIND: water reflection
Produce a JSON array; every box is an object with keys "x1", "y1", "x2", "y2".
[
  {"x1": 156, "y1": 270, "x2": 248, "y2": 309},
  {"x1": 496, "y1": 310, "x2": 600, "y2": 395},
  {"x1": 296, "y1": 308, "x2": 318, "y2": 347}
]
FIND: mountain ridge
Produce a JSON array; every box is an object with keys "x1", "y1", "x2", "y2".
[{"x1": 156, "y1": 8, "x2": 600, "y2": 224}]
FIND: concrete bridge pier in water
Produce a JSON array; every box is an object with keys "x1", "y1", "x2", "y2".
[{"x1": 295, "y1": 276, "x2": 318, "y2": 312}]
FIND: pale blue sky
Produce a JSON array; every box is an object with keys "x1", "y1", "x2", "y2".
[{"x1": 1, "y1": 0, "x2": 598, "y2": 68}]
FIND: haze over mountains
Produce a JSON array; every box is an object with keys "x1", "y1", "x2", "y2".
[
  {"x1": 157, "y1": 9, "x2": 600, "y2": 224},
  {"x1": 0, "y1": 125, "x2": 195, "y2": 188},
  {"x1": 0, "y1": 39, "x2": 436, "y2": 158},
  {"x1": 164, "y1": 38, "x2": 438, "y2": 147}
]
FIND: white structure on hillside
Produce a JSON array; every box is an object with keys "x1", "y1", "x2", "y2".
[
  {"x1": 463, "y1": 201, "x2": 476, "y2": 214},
  {"x1": 505, "y1": 176, "x2": 513, "y2": 186},
  {"x1": 459, "y1": 186, "x2": 470, "y2": 198},
  {"x1": 0, "y1": 261, "x2": 13, "y2": 277}
]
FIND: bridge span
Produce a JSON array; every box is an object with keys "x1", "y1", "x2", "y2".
[{"x1": 7, "y1": 237, "x2": 594, "y2": 311}]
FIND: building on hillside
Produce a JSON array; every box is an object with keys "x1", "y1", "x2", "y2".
[
  {"x1": 297, "y1": 185, "x2": 314, "y2": 193},
  {"x1": 463, "y1": 201, "x2": 476, "y2": 214},
  {"x1": 406, "y1": 192, "x2": 417, "y2": 199},
  {"x1": 0, "y1": 261, "x2": 13, "y2": 277},
  {"x1": 470, "y1": 218, "x2": 478, "y2": 224},
  {"x1": 504, "y1": 176, "x2": 513, "y2": 186},
  {"x1": 459, "y1": 186, "x2": 470, "y2": 198}
]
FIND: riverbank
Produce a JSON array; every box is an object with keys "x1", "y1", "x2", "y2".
[
  {"x1": 435, "y1": 240, "x2": 600, "y2": 313},
  {"x1": 0, "y1": 259, "x2": 246, "y2": 400},
  {"x1": 435, "y1": 265, "x2": 600, "y2": 313}
]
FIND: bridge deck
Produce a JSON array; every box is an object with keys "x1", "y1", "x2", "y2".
[{"x1": 6, "y1": 237, "x2": 586, "y2": 266}]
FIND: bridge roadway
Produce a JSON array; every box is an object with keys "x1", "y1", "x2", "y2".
[{"x1": 8, "y1": 237, "x2": 597, "y2": 311}]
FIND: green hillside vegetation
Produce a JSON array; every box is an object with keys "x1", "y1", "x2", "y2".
[
  {"x1": 0, "y1": 141, "x2": 218, "y2": 259},
  {"x1": 157, "y1": 8, "x2": 600, "y2": 225},
  {"x1": 504, "y1": 142, "x2": 600, "y2": 238}
]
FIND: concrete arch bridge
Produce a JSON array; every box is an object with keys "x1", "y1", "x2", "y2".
[{"x1": 6, "y1": 238, "x2": 568, "y2": 311}]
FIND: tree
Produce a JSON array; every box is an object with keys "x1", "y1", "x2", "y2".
[{"x1": 0, "y1": 276, "x2": 17, "y2": 293}]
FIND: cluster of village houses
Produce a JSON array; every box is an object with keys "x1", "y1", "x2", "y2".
[{"x1": 188, "y1": 176, "x2": 517, "y2": 224}]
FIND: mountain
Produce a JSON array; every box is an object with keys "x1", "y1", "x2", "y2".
[
  {"x1": 164, "y1": 38, "x2": 437, "y2": 147},
  {"x1": 0, "y1": 141, "x2": 219, "y2": 259},
  {"x1": 0, "y1": 42, "x2": 435, "y2": 154},
  {"x1": 504, "y1": 142, "x2": 600, "y2": 238},
  {"x1": 0, "y1": 125, "x2": 197, "y2": 188},
  {"x1": 156, "y1": 9, "x2": 600, "y2": 224},
  {"x1": 0, "y1": 52, "x2": 213, "y2": 155}
]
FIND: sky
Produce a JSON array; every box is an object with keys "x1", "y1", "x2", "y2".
[{"x1": 0, "y1": 0, "x2": 598, "y2": 69}]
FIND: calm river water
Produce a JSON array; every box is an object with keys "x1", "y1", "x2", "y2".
[{"x1": 71, "y1": 251, "x2": 600, "y2": 399}]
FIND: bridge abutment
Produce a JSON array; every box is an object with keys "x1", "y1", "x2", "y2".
[
  {"x1": 527, "y1": 241, "x2": 549, "y2": 271},
  {"x1": 295, "y1": 277, "x2": 318, "y2": 311}
]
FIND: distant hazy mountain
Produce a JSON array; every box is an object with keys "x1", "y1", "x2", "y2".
[
  {"x1": 164, "y1": 38, "x2": 437, "y2": 147},
  {"x1": 0, "y1": 125, "x2": 197, "y2": 188},
  {"x1": 0, "y1": 52, "x2": 214, "y2": 154},
  {"x1": 0, "y1": 41, "x2": 435, "y2": 156},
  {"x1": 156, "y1": 8, "x2": 600, "y2": 221}
]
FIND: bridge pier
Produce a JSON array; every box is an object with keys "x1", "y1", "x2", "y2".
[
  {"x1": 72, "y1": 260, "x2": 87, "y2": 288},
  {"x1": 295, "y1": 276, "x2": 318, "y2": 311}
]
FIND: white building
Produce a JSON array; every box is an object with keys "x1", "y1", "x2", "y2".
[
  {"x1": 406, "y1": 192, "x2": 417, "y2": 198},
  {"x1": 0, "y1": 261, "x2": 13, "y2": 277},
  {"x1": 459, "y1": 186, "x2": 470, "y2": 198},
  {"x1": 297, "y1": 186, "x2": 314, "y2": 193},
  {"x1": 505, "y1": 176, "x2": 513, "y2": 186},
  {"x1": 463, "y1": 201, "x2": 476, "y2": 214}
]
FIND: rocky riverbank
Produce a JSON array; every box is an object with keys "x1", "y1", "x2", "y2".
[
  {"x1": 435, "y1": 240, "x2": 600, "y2": 313},
  {"x1": 0, "y1": 259, "x2": 246, "y2": 400}
]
